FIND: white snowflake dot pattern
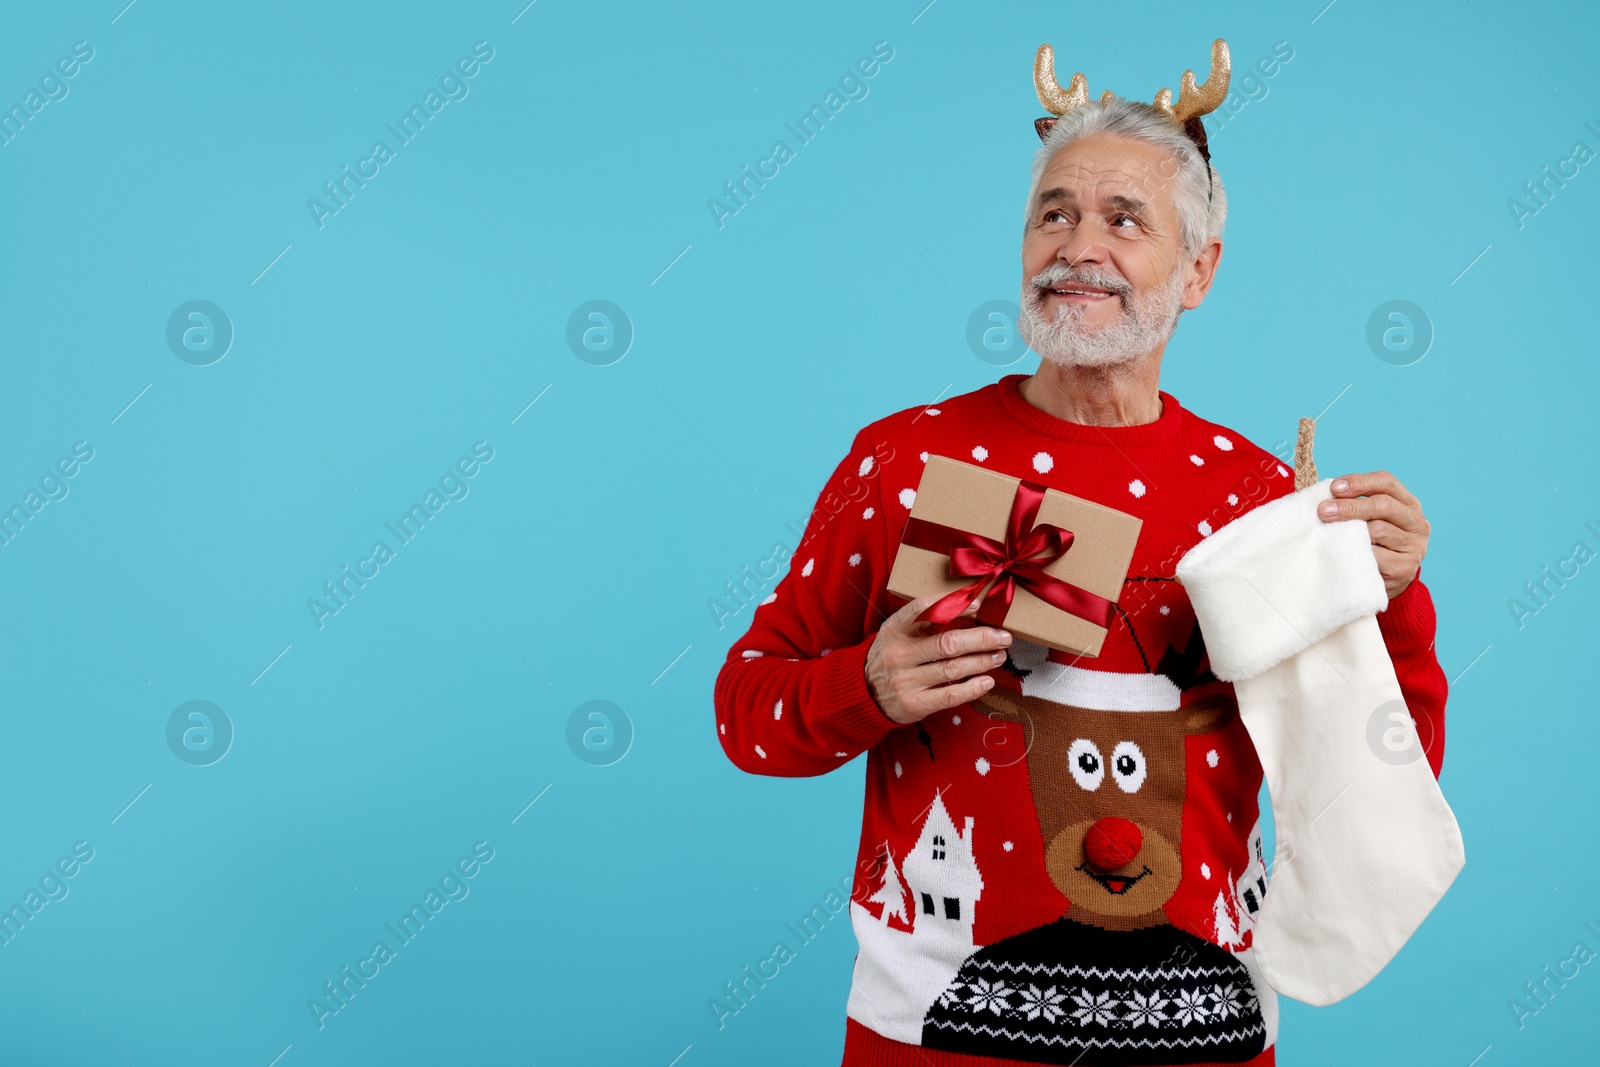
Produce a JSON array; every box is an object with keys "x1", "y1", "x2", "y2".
[
  {"x1": 741, "y1": 650, "x2": 763, "y2": 658},
  {"x1": 1277, "y1": 464, "x2": 1290, "y2": 478},
  {"x1": 1002, "y1": 840, "x2": 1015, "y2": 852},
  {"x1": 962, "y1": 978, "x2": 1011, "y2": 1014},
  {"x1": 801, "y1": 558, "x2": 815, "y2": 577},
  {"x1": 1129, "y1": 479, "x2": 1147, "y2": 498},
  {"x1": 834, "y1": 751, "x2": 847, "y2": 757},
  {"x1": 761, "y1": 592, "x2": 777, "y2": 605},
  {"x1": 859, "y1": 456, "x2": 875, "y2": 477},
  {"x1": 926, "y1": 407, "x2": 941, "y2": 416},
  {"x1": 1071, "y1": 988, "x2": 1118, "y2": 1027},
  {"x1": 899, "y1": 488, "x2": 917, "y2": 508},
  {"x1": 975, "y1": 757, "x2": 991, "y2": 775},
  {"x1": 894, "y1": 760, "x2": 903, "y2": 778},
  {"x1": 1227, "y1": 493, "x2": 1239, "y2": 506},
  {"x1": 1190, "y1": 454, "x2": 1205, "y2": 466},
  {"x1": 1201, "y1": 862, "x2": 1212, "y2": 879},
  {"x1": 862, "y1": 507, "x2": 875, "y2": 520},
  {"x1": 1033, "y1": 451, "x2": 1054, "y2": 473},
  {"x1": 1198, "y1": 520, "x2": 1213, "y2": 536},
  {"x1": 920, "y1": 451, "x2": 929, "y2": 463},
  {"x1": 719, "y1": 722, "x2": 725, "y2": 735},
  {"x1": 951, "y1": 714, "x2": 962, "y2": 725},
  {"x1": 755, "y1": 744, "x2": 767, "y2": 759},
  {"x1": 1017, "y1": 984, "x2": 1065, "y2": 1022},
  {"x1": 1227, "y1": 812, "x2": 1233, "y2": 822},
  {"x1": 848, "y1": 552, "x2": 862, "y2": 567},
  {"x1": 1213, "y1": 435, "x2": 1234, "y2": 451},
  {"x1": 1122, "y1": 990, "x2": 1169, "y2": 1028},
  {"x1": 1206, "y1": 749, "x2": 1219, "y2": 767},
  {"x1": 1159, "y1": 605, "x2": 1171, "y2": 615},
  {"x1": 773, "y1": 699, "x2": 783, "y2": 720},
  {"x1": 1171, "y1": 987, "x2": 1211, "y2": 1026},
  {"x1": 972, "y1": 445, "x2": 989, "y2": 462}
]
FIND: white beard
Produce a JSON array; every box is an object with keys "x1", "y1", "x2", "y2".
[{"x1": 1018, "y1": 263, "x2": 1187, "y2": 370}]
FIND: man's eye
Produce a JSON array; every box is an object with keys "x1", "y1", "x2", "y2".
[
  {"x1": 1043, "y1": 210, "x2": 1068, "y2": 224},
  {"x1": 1110, "y1": 214, "x2": 1138, "y2": 229}
]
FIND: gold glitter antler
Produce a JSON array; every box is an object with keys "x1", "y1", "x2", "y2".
[
  {"x1": 1294, "y1": 417, "x2": 1317, "y2": 491},
  {"x1": 1152, "y1": 39, "x2": 1231, "y2": 122},
  {"x1": 1033, "y1": 44, "x2": 1116, "y2": 114}
]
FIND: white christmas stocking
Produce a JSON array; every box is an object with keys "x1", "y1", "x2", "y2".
[{"x1": 1175, "y1": 476, "x2": 1465, "y2": 1006}]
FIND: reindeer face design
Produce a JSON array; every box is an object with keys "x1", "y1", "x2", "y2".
[{"x1": 975, "y1": 641, "x2": 1231, "y2": 931}]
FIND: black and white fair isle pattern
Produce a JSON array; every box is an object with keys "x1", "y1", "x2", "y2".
[{"x1": 922, "y1": 918, "x2": 1267, "y2": 1066}]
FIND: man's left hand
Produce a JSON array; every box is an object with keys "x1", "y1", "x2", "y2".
[{"x1": 1317, "y1": 470, "x2": 1429, "y2": 599}]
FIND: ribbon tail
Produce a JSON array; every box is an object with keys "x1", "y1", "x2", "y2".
[
  {"x1": 917, "y1": 579, "x2": 992, "y2": 626},
  {"x1": 973, "y1": 575, "x2": 1016, "y2": 627}
]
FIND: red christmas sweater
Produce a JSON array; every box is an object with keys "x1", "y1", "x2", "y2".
[{"x1": 713, "y1": 374, "x2": 1447, "y2": 1067}]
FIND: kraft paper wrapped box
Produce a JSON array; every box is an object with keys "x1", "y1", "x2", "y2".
[{"x1": 886, "y1": 455, "x2": 1142, "y2": 657}]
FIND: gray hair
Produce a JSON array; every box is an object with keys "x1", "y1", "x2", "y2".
[{"x1": 1022, "y1": 98, "x2": 1226, "y2": 255}]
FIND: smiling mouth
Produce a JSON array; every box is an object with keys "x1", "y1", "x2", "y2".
[
  {"x1": 1037, "y1": 284, "x2": 1126, "y2": 311},
  {"x1": 1043, "y1": 285, "x2": 1117, "y2": 299},
  {"x1": 1076, "y1": 863, "x2": 1152, "y2": 895}
]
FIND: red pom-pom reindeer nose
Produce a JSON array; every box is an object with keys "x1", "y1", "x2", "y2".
[{"x1": 1084, "y1": 817, "x2": 1143, "y2": 870}]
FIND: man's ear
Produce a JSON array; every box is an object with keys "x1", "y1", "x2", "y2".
[{"x1": 1181, "y1": 237, "x2": 1223, "y2": 310}]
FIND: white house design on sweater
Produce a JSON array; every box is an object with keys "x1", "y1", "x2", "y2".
[
  {"x1": 846, "y1": 789, "x2": 984, "y2": 1044},
  {"x1": 1214, "y1": 817, "x2": 1271, "y2": 951}
]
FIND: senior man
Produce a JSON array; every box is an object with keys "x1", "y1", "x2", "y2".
[{"x1": 714, "y1": 42, "x2": 1445, "y2": 1067}]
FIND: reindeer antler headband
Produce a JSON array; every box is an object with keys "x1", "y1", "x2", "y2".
[{"x1": 1032, "y1": 38, "x2": 1231, "y2": 203}]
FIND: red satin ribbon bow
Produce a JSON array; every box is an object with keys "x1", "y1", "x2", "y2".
[{"x1": 900, "y1": 478, "x2": 1116, "y2": 631}]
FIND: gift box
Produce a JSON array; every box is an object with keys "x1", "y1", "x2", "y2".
[{"x1": 886, "y1": 455, "x2": 1142, "y2": 657}]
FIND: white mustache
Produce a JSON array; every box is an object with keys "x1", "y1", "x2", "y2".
[{"x1": 1030, "y1": 265, "x2": 1132, "y2": 299}]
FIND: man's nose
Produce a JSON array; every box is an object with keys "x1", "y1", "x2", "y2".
[
  {"x1": 1054, "y1": 225, "x2": 1107, "y2": 269},
  {"x1": 1084, "y1": 817, "x2": 1143, "y2": 870}
]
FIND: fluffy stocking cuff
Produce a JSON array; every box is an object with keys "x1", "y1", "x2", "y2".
[{"x1": 1176, "y1": 478, "x2": 1388, "y2": 681}]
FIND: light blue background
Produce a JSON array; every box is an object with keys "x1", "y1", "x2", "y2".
[{"x1": 1, "y1": 1, "x2": 1595, "y2": 1064}]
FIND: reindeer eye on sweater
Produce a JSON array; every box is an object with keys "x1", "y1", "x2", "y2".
[
  {"x1": 1111, "y1": 741, "x2": 1147, "y2": 793},
  {"x1": 1067, "y1": 739, "x2": 1105, "y2": 791}
]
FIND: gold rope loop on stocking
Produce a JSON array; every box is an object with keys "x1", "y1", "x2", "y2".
[{"x1": 1294, "y1": 417, "x2": 1317, "y2": 491}]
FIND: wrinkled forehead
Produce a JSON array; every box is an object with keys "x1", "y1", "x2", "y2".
[{"x1": 1033, "y1": 141, "x2": 1182, "y2": 212}]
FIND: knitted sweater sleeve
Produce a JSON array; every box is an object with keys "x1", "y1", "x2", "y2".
[
  {"x1": 1376, "y1": 567, "x2": 1448, "y2": 778},
  {"x1": 713, "y1": 427, "x2": 903, "y2": 777}
]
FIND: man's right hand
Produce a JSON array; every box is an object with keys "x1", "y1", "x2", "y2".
[{"x1": 865, "y1": 594, "x2": 1013, "y2": 725}]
